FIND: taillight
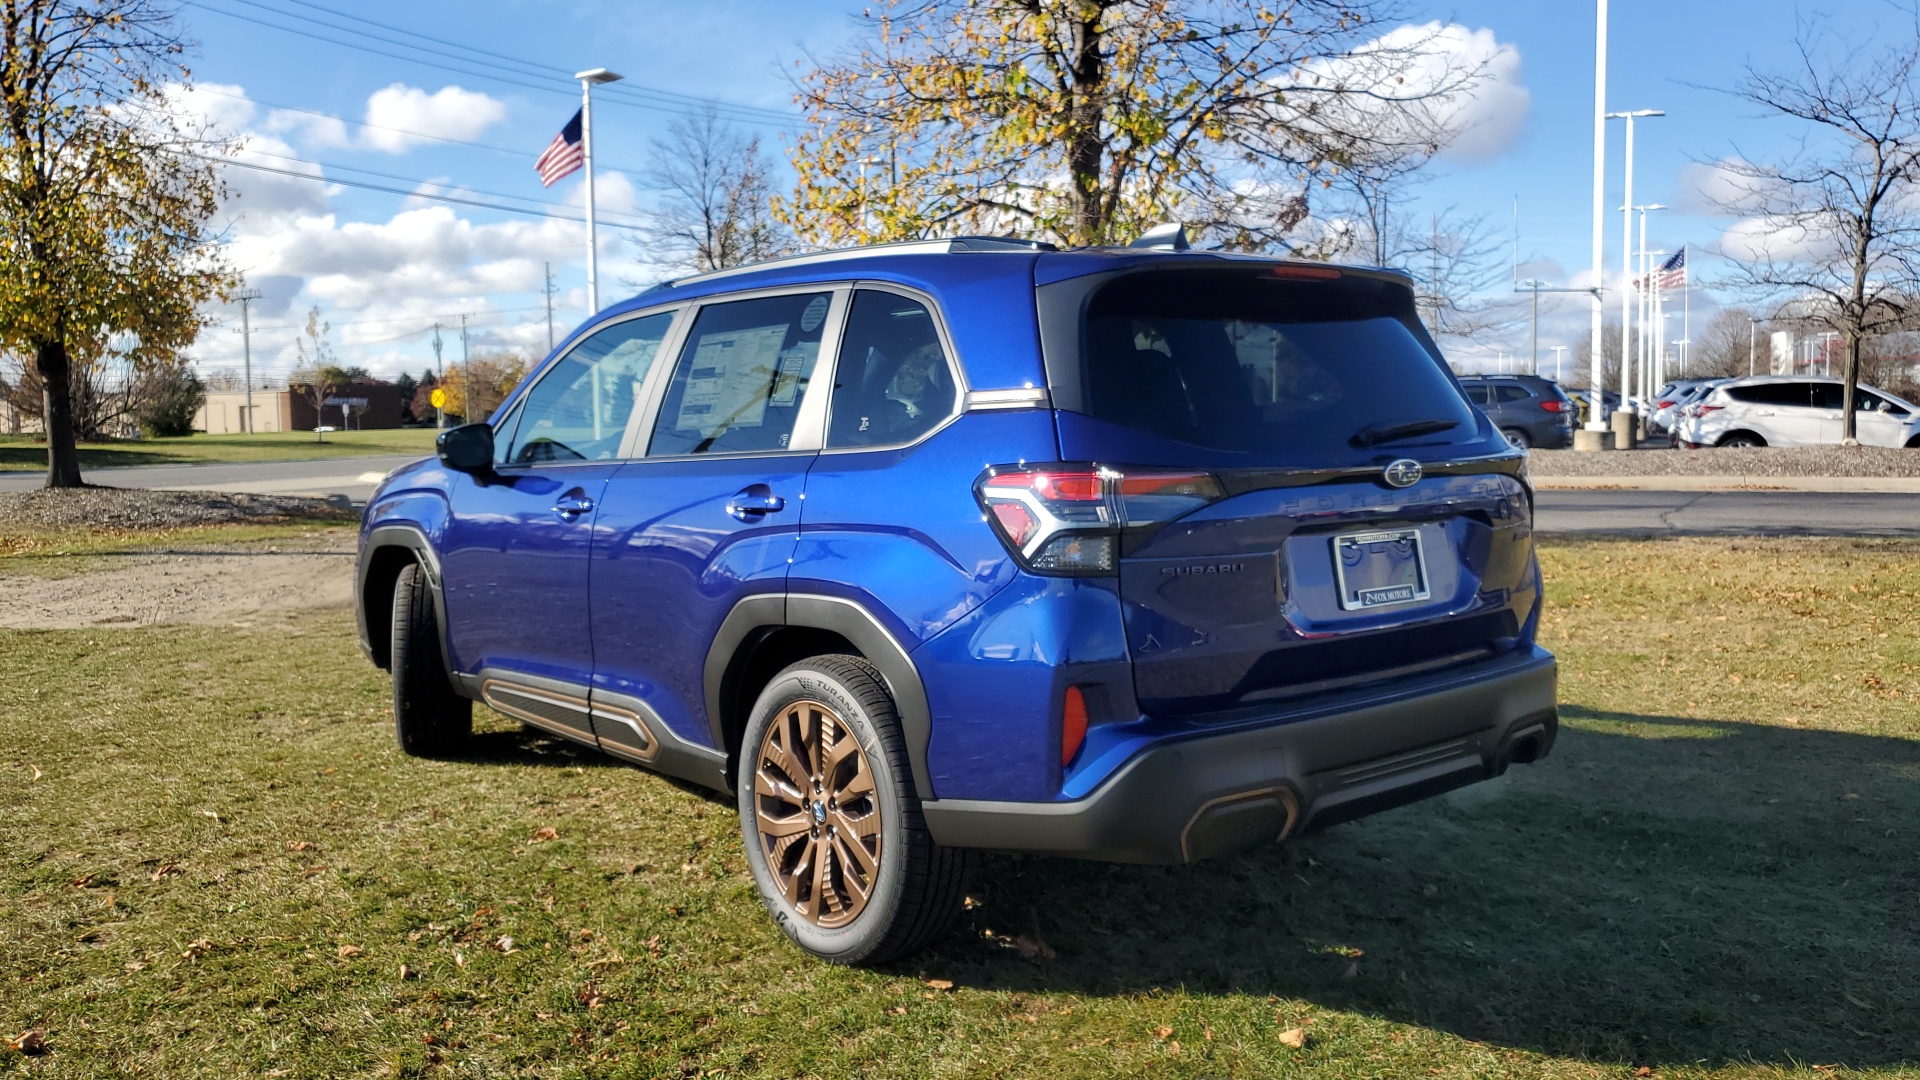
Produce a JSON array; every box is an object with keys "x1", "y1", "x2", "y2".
[
  {"x1": 1061, "y1": 686, "x2": 1089, "y2": 766},
  {"x1": 1693, "y1": 404, "x2": 1723, "y2": 416},
  {"x1": 1538, "y1": 399, "x2": 1570, "y2": 413},
  {"x1": 977, "y1": 464, "x2": 1225, "y2": 575},
  {"x1": 1657, "y1": 399, "x2": 1676, "y2": 410}
]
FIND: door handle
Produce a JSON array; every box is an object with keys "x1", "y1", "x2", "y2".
[
  {"x1": 726, "y1": 484, "x2": 786, "y2": 522},
  {"x1": 552, "y1": 491, "x2": 595, "y2": 519}
]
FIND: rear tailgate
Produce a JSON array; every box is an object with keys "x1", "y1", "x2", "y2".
[{"x1": 1036, "y1": 259, "x2": 1538, "y2": 718}]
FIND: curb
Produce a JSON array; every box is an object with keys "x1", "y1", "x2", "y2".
[{"x1": 1531, "y1": 476, "x2": 1920, "y2": 493}]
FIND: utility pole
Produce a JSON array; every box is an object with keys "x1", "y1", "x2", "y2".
[
  {"x1": 431, "y1": 323, "x2": 445, "y2": 429},
  {"x1": 460, "y1": 313, "x2": 472, "y2": 422},
  {"x1": 1747, "y1": 314, "x2": 1760, "y2": 377},
  {"x1": 543, "y1": 262, "x2": 557, "y2": 354},
  {"x1": 234, "y1": 288, "x2": 262, "y2": 434}
]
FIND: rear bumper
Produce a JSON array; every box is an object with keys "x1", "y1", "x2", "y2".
[{"x1": 921, "y1": 648, "x2": 1557, "y2": 863}]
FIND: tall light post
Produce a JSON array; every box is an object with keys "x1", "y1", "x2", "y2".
[
  {"x1": 1747, "y1": 314, "x2": 1761, "y2": 376},
  {"x1": 1582, "y1": 0, "x2": 1611, "y2": 446},
  {"x1": 575, "y1": 67, "x2": 623, "y2": 315},
  {"x1": 1634, "y1": 205, "x2": 1665, "y2": 402},
  {"x1": 1550, "y1": 345, "x2": 1569, "y2": 383},
  {"x1": 1607, "y1": 109, "x2": 1664, "y2": 420}
]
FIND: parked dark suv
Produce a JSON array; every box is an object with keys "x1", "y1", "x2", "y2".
[
  {"x1": 356, "y1": 233, "x2": 1559, "y2": 965},
  {"x1": 1457, "y1": 374, "x2": 1576, "y2": 449}
]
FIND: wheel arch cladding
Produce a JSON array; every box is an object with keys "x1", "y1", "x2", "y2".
[
  {"x1": 357, "y1": 525, "x2": 446, "y2": 672},
  {"x1": 707, "y1": 593, "x2": 938, "y2": 801}
]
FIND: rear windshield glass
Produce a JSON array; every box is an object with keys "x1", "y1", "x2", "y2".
[{"x1": 1079, "y1": 270, "x2": 1474, "y2": 455}]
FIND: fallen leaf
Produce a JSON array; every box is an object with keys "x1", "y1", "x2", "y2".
[
  {"x1": 28, "y1": 766, "x2": 41, "y2": 782},
  {"x1": 124, "y1": 961, "x2": 146, "y2": 973},
  {"x1": 181, "y1": 938, "x2": 213, "y2": 960},
  {"x1": 924, "y1": 978, "x2": 954, "y2": 991},
  {"x1": 1168, "y1": 1040, "x2": 1181, "y2": 1054},
  {"x1": 1015, "y1": 934, "x2": 1056, "y2": 960},
  {"x1": 1278, "y1": 1027, "x2": 1308, "y2": 1049},
  {"x1": 9, "y1": 1030, "x2": 47, "y2": 1055},
  {"x1": 398, "y1": 964, "x2": 415, "y2": 980},
  {"x1": 889, "y1": 1006, "x2": 908, "y2": 1015},
  {"x1": 453, "y1": 950, "x2": 467, "y2": 968},
  {"x1": 287, "y1": 841, "x2": 316, "y2": 852},
  {"x1": 149, "y1": 864, "x2": 180, "y2": 882},
  {"x1": 337, "y1": 944, "x2": 363, "y2": 959},
  {"x1": 530, "y1": 827, "x2": 559, "y2": 843},
  {"x1": 1633, "y1": 1068, "x2": 1653, "y2": 1078},
  {"x1": 495, "y1": 935, "x2": 517, "y2": 953},
  {"x1": 1155, "y1": 1026, "x2": 1173, "y2": 1039}
]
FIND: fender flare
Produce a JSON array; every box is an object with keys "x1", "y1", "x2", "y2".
[
  {"x1": 356, "y1": 524, "x2": 460, "y2": 688},
  {"x1": 705, "y1": 593, "x2": 936, "y2": 800}
]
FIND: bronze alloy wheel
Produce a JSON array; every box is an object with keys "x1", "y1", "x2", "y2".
[{"x1": 752, "y1": 698, "x2": 883, "y2": 929}]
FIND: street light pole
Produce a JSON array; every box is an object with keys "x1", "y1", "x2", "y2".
[
  {"x1": 575, "y1": 68, "x2": 624, "y2": 315},
  {"x1": 1550, "y1": 345, "x2": 1569, "y2": 383},
  {"x1": 1634, "y1": 204, "x2": 1665, "y2": 399},
  {"x1": 1584, "y1": 0, "x2": 1611, "y2": 444},
  {"x1": 1607, "y1": 109, "x2": 1664, "y2": 420},
  {"x1": 1747, "y1": 315, "x2": 1759, "y2": 376}
]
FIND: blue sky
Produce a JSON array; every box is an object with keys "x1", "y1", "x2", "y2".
[{"x1": 177, "y1": 0, "x2": 1896, "y2": 381}]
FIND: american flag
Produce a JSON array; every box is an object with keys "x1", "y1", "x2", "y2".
[
  {"x1": 534, "y1": 109, "x2": 585, "y2": 187},
  {"x1": 1654, "y1": 247, "x2": 1687, "y2": 291}
]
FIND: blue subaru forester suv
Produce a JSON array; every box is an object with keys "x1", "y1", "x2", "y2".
[{"x1": 356, "y1": 232, "x2": 1558, "y2": 965}]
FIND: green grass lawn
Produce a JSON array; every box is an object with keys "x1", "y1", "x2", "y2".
[
  {"x1": 2, "y1": 538, "x2": 1917, "y2": 1077},
  {"x1": 0, "y1": 429, "x2": 439, "y2": 472}
]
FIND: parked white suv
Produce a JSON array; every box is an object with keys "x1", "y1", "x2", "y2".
[{"x1": 1675, "y1": 376, "x2": 1920, "y2": 449}]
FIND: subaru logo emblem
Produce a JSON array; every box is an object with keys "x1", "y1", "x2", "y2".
[{"x1": 1383, "y1": 459, "x2": 1422, "y2": 488}]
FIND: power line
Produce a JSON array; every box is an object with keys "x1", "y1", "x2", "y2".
[
  {"x1": 182, "y1": 0, "x2": 797, "y2": 129},
  {"x1": 225, "y1": 145, "x2": 652, "y2": 228},
  {"x1": 210, "y1": 153, "x2": 649, "y2": 226}
]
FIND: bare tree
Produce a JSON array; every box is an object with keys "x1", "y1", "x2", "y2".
[
  {"x1": 1689, "y1": 307, "x2": 1766, "y2": 379},
  {"x1": 642, "y1": 107, "x2": 793, "y2": 274},
  {"x1": 291, "y1": 307, "x2": 338, "y2": 443},
  {"x1": 1709, "y1": 19, "x2": 1920, "y2": 441}
]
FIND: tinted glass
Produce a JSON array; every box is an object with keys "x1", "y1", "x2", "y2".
[
  {"x1": 1727, "y1": 382, "x2": 1812, "y2": 407},
  {"x1": 1852, "y1": 388, "x2": 1885, "y2": 412},
  {"x1": 1495, "y1": 384, "x2": 1533, "y2": 402},
  {"x1": 828, "y1": 291, "x2": 957, "y2": 448},
  {"x1": 501, "y1": 311, "x2": 674, "y2": 464},
  {"x1": 1081, "y1": 271, "x2": 1473, "y2": 454},
  {"x1": 1464, "y1": 384, "x2": 1492, "y2": 405},
  {"x1": 648, "y1": 292, "x2": 830, "y2": 456}
]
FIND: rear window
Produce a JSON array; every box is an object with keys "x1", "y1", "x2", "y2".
[
  {"x1": 1727, "y1": 382, "x2": 1811, "y2": 407},
  {"x1": 1078, "y1": 270, "x2": 1474, "y2": 455}
]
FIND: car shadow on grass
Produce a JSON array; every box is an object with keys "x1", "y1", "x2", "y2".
[{"x1": 932, "y1": 707, "x2": 1920, "y2": 1070}]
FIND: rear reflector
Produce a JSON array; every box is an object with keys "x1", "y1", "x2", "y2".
[{"x1": 1062, "y1": 686, "x2": 1089, "y2": 766}]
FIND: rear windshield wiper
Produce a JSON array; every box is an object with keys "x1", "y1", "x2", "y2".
[{"x1": 1350, "y1": 418, "x2": 1460, "y2": 448}]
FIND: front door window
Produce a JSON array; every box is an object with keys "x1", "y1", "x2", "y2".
[{"x1": 499, "y1": 312, "x2": 675, "y2": 465}]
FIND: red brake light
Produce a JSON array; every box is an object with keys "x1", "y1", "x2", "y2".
[
  {"x1": 990, "y1": 502, "x2": 1038, "y2": 546},
  {"x1": 1538, "y1": 399, "x2": 1570, "y2": 413},
  {"x1": 1062, "y1": 686, "x2": 1089, "y2": 766},
  {"x1": 977, "y1": 464, "x2": 1225, "y2": 576},
  {"x1": 1657, "y1": 399, "x2": 1676, "y2": 409},
  {"x1": 1267, "y1": 264, "x2": 1343, "y2": 281}
]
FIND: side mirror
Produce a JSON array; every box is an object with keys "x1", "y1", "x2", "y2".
[{"x1": 437, "y1": 423, "x2": 495, "y2": 473}]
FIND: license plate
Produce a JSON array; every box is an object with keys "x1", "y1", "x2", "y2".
[{"x1": 1332, "y1": 528, "x2": 1431, "y2": 611}]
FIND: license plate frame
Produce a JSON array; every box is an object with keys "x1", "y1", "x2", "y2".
[{"x1": 1332, "y1": 528, "x2": 1431, "y2": 611}]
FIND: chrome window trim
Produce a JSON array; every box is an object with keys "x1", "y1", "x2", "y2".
[
  {"x1": 490, "y1": 302, "x2": 688, "y2": 473},
  {"x1": 639, "y1": 283, "x2": 850, "y2": 461},
  {"x1": 817, "y1": 281, "x2": 973, "y2": 457}
]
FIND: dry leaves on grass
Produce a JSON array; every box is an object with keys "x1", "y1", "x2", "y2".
[
  {"x1": 1278, "y1": 1027, "x2": 1309, "y2": 1049},
  {"x1": 9, "y1": 1030, "x2": 47, "y2": 1055},
  {"x1": 924, "y1": 978, "x2": 954, "y2": 991},
  {"x1": 530, "y1": 827, "x2": 559, "y2": 843},
  {"x1": 336, "y1": 944, "x2": 363, "y2": 959}
]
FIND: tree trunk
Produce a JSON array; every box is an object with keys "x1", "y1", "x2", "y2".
[
  {"x1": 1064, "y1": 12, "x2": 1107, "y2": 245},
  {"x1": 1840, "y1": 331, "x2": 1862, "y2": 444},
  {"x1": 35, "y1": 338, "x2": 84, "y2": 488}
]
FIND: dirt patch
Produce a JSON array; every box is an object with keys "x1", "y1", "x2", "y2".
[
  {"x1": 0, "y1": 486, "x2": 353, "y2": 530},
  {"x1": 0, "y1": 532, "x2": 357, "y2": 629}
]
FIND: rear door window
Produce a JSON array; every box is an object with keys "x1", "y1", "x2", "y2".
[
  {"x1": 827, "y1": 291, "x2": 958, "y2": 448},
  {"x1": 1728, "y1": 383, "x2": 1812, "y2": 407},
  {"x1": 1464, "y1": 384, "x2": 1492, "y2": 406},
  {"x1": 1078, "y1": 269, "x2": 1474, "y2": 456},
  {"x1": 647, "y1": 292, "x2": 832, "y2": 456}
]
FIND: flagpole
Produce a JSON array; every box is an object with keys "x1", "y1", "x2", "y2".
[
  {"x1": 1682, "y1": 244, "x2": 1690, "y2": 376},
  {"x1": 575, "y1": 68, "x2": 623, "y2": 315},
  {"x1": 1580, "y1": 0, "x2": 1610, "y2": 448}
]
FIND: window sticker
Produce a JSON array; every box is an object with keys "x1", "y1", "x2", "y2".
[
  {"x1": 800, "y1": 295, "x2": 829, "y2": 333},
  {"x1": 769, "y1": 349, "x2": 810, "y2": 406},
  {"x1": 675, "y1": 322, "x2": 788, "y2": 434}
]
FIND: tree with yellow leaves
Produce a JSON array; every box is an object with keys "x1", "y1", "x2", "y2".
[
  {"x1": 436, "y1": 350, "x2": 529, "y2": 425},
  {"x1": 781, "y1": 0, "x2": 1481, "y2": 250},
  {"x1": 0, "y1": 0, "x2": 229, "y2": 487}
]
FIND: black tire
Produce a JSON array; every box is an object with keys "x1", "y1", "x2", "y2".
[
  {"x1": 1501, "y1": 427, "x2": 1532, "y2": 450},
  {"x1": 736, "y1": 655, "x2": 967, "y2": 966},
  {"x1": 1718, "y1": 432, "x2": 1766, "y2": 448},
  {"x1": 390, "y1": 562, "x2": 471, "y2": 757}
]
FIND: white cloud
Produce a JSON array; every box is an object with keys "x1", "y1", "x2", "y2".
[
  {"x1": 1296, "y1": 22, "x2": 1531, "y2": 166},
  {"x1": 265, "y1": 83, "x2": 507, "y2": 155}
]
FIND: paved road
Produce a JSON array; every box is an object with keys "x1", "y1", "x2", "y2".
[
  {"x1": 0, "y1": 453, "x2": 426, "y2": 503},
  {"x1": 4, "y1": 456, "x2": 1915, "y2": 537},
  {"x1": 1533, "y1": 489, "x2": 1920, "y2": 537}
]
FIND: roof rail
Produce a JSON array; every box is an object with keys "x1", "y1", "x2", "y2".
[{"x1": 660, "y1": 235, "x2": 1059, "y2": 289}]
